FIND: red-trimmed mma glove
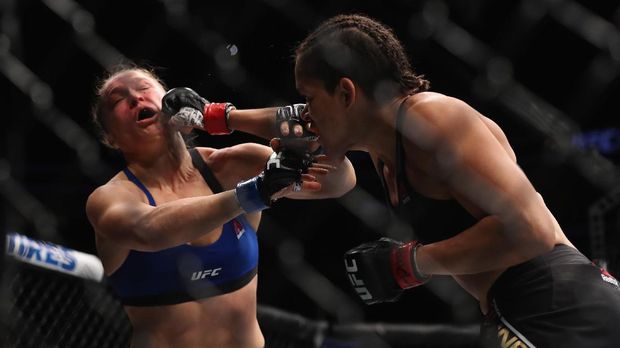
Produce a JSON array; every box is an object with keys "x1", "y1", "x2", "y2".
[
  {"x1": 234, "y1": 151, "x2": 308, "y2": 213},
  {"x1": 161, "y1": 87, "x2": 235, "y2": 135},
  {"x1": 343, "y1": 237, "x2": 431, "y2": 305}
]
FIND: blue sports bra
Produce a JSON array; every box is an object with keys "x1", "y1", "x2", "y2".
[{"x1": 107, "y1": 148, "x2": 259, "y2": 306}]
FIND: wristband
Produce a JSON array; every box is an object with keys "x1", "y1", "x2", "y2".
[
  {"x1": 411, "y1": 243, "x2": 430, "y2": 281},
  {"x1": 235, "y1": 177, "x2": 269, "y2": 213},
  {"x1": 390, "y1": 241, "x2": 430, "y2": 289},
  {"x1": 203, "y1": 102, "x2": 235, "y2": 135},
  {"x1": 224, "y1": 103, "x2": 236, "y2": 129}
]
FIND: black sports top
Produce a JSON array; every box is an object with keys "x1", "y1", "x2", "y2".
[{"x1": 377, "y1": 98, "x2": 478, "y2": 244}]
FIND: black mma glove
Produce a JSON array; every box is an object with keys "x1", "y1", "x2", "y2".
[
  {"x1": 273, "y1": 143, "x2": 315, "y2": 177},
  {"x1": 274, "y1": 103, "x2": 317, "y2": 174},
  {"x1": 161, "y1": 87, "x2": 235, "y2": 134},
  {"x1": 234, "y1": 151, "x2": 305, "y2": 213},
  {"x1": 343, "y1": 237, "x2": 430, "y2": 305},
  {"x1": 275, "y1": 104, "x2": 317, "y2": 154}
]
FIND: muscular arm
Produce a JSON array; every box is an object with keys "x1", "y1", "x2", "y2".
[
  {"x1": 208, "y1": 144, "x2": 356, "y2": 200},
  {"x1": 405, "y1": 96, "x2": 556, "y2": 275},
  {"x1": 86, "y1": 183, "x2": 244, "y2": 252},
  {"x1": 227, "y1": 107, "x2": 279, "y2": 140},
  {"x1": 218, "y1": 104, "x2": 357, "y2": 197}
]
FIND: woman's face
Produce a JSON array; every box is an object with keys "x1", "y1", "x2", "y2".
[
  {"x1": 100, "y1": 70, "x2": 167, "y2": 152},
  {"x1": 295, "y1": 66, "x2": 352, "y2": 161}
]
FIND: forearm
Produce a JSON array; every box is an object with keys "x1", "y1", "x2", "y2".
[
  {"x1": 133, "y1": 191, "x2": 244, "y2": 251},
  {"x1": 416, "y1": 215, "x2": 554, "y2": 275},
  {"x1": 314, "y1": 157, "x2": 356, "y2": 198},
  {"x1": 227, "y1": 108, "x2": 278, "y2": 139}
]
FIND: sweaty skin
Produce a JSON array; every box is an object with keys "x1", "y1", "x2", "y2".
[
  {"x1": 87, "y1": 70, "x2": 356, "y2": 347},
  {"x1": 296, "y1": 70, "x2": 572, "y2": 313}
]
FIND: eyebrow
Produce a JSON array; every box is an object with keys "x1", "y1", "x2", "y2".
[
  {"x1": 133, "y1": 77, "x2": 152, "y2": 85},
  {"x1": 106, "y1": 86, "x2": 125, "y2": 97},
  {"x1": 105, "y1": 77, "x2": 152, "y2": 97}
]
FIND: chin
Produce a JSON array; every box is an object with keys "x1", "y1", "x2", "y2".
[{"x1": 321, "y1": 143, "x2": 346, "y2": 161}]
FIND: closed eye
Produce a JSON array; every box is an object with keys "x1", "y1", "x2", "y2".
[{"x1": 107, "y1": 87, "x2": 127, "y2": 106}]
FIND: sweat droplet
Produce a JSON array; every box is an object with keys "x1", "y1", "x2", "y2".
[{"x1": 226, "y1": 44, "x2": 238, "y2": 56}]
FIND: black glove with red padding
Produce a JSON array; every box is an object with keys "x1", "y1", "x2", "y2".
[
  {"x1": 235, "y1": 151, "x2": 308, "y2": 213},
  {"x1": 343, "y1": 237, "x2": 431, "y2": 305},
  {"x1": 161, "y1": 87, "x2": 235, "y2": 134}
]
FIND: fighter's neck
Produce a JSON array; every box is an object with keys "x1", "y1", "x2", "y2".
[{"x1": 356, "y1": 97, "x2": 406, "y2": 165}]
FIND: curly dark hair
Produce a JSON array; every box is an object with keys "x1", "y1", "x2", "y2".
[{"x1": 295, "y1": 14, "x2": 429, "y2": 101}]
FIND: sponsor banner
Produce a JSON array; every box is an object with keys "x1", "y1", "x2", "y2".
[{"x1": 6, "y1": 232, "x2": 104, "y2": 282}]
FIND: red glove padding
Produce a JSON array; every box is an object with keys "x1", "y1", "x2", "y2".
[
  {"x1": 203, "y1": 102, "x2": 234, "y2": 135},
  {"x1": 391, "y1": 240, "x2": 430, "y2": 289},
  {"x1": 344, "y1": 237, "x2": 431, "y2": 305},
  {"x1": 161, "y1": 87, "x2": 235, "y2": 135}
]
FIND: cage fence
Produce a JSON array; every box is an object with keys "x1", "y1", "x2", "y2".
[{"x1": 0, "y1": 232, "x2": 480, "y2": 348}]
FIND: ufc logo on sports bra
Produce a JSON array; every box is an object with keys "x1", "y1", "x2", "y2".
[
  {"x1": 344, "y1": 259, "x2": 372, "y2": 301},
  {"x1": 191, "y1": 267, "x2": 222, "y2": 281}
]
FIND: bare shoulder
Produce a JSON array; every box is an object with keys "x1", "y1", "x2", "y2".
[
  {"x1": 401, "y1": 92, "x2": 479, "y2": 150},
  {"x1": 408, "y1": 92, "x2": 476, "y2": 121},
  {"x1": 408, "y1": 92, "x2": 516, "y2": 161},
  {"x1": 195, "y1": 144, "x2": 272, "y2": 190},
  {"x1": 85, "y1": 173, "x2": 146, "y2": 226}
]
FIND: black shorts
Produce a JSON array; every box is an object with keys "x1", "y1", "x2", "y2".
[{"x1": 479, "y1": 244, "x2": 620, "y2": 348}]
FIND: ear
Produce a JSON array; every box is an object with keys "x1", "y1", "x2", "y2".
[{"x1": 337, "y1": 78, "x2": 356, "y2": 109}]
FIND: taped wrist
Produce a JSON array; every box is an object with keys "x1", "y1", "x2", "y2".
[
  {"x1": 235, "y1": 176, "x2": 269, "y2": 213},
  {"x1": 390, "y1": 241, "x2": 431, "y2": 289},
  {"x1": 203, "y1": 102, "x2": 235, "y2": 135}
]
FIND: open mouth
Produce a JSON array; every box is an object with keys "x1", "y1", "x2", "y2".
[{"x1": 137, "y1": 107, "x2": 157, "y2": 121}]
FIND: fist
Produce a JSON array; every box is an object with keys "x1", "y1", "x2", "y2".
[
  {"x1": 161, "y1": 87, "x2": 207, "y2": 116},
  {"x1": 274, "y1": 103, "x2": 318, "y2": 159},
  {"x1": 235, "y1": 151, "x2": 303, "y2": 213},
  {"x1": 344, "y1": 238, "x2": 429, "y2": 305},
  {"x1": 161, "y1": 87, "x2": 208, "y2": 130},
  {"x1": 275, "y1": 103, "x2": 308, "y2": 138},
  {"x1": 161, "y1": 87, "x2": 234, "y2": 134},
  {"x1": 344, "y1": 238, "x2": 404, "y2": 305}
]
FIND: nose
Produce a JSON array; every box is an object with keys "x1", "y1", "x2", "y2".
[{"x1": 127, "y1": 90, "x2": 144, "y2": 107}]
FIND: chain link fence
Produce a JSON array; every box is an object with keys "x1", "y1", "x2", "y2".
[
  {"x1": 0, "y1": 233, "x2": 480, "y2": 348},
  {"x1": 2, "y1": 0, "x2": 620, "y2": 347},
  {"x1": 3, "y1": 260, "x2": 131, "y2": 348}
]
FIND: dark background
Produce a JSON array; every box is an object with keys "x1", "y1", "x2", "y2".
[{"x1": 2, "y1": 0, "x2": 620, "y2": 326}]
